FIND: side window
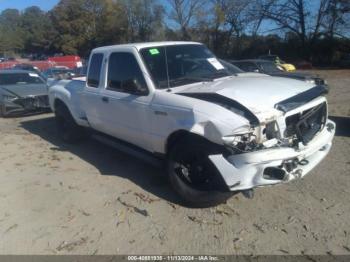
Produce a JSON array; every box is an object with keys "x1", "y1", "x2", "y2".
[
  {"x1": 87, "y1": 53, "x2": 103, "y2": 88},
  {"x1": 107, "y1": 52, "x2": 148, "y2": 95}
]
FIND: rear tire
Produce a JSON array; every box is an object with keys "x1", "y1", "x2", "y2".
[
  {"x1": 54, "y1": 103, "x2": 87, "y2": 143},
  {"x1": 167, "y1": 137, "x2": 235, "y2": 208}
]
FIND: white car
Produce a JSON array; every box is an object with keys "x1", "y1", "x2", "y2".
[{"x1": 48, "y1": 42, "x2": 335, "y2": 207}]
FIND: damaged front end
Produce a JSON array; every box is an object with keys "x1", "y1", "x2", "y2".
[
  {"x1": 206, "y1": 91, "x2": 335, "y2": 192},
  {"x1": 14, "y1": 95, "x2": 50, "y2": 110},
  {"x1": 210, "y1": 121, "x2": 334, "y2": 191},
  {"x1": 2, "y1": 94, "x2": 50, "y2": 116}
]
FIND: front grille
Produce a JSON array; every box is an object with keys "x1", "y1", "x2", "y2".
[{"x1": 285, "y1": 102, "x2": 327, "y2": 145}]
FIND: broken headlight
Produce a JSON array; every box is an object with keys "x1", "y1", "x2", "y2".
[
  {"x1": 222, "y1": 133, "x2": 258, "y2": 153},
  {"x1": 265, "y1": 121, "x2": 281, "y2": 140},
  {"x1": 2, "y1": 94, "x2": 17, "y2": 102}
]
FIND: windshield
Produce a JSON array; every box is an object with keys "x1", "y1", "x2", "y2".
[
  {"x1": 259, "y1": 62, "x2": 284, "y2": 73},
  {"x1": 0, "y1": 73, "x2": 45, "y2": 85},
  {"x1": 140, "y1": 44, "x2": 231, "y2": 89}
]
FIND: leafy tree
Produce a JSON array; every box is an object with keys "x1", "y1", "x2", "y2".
[
  {"x1": 210, "y1": 0, "x2": 227, "y2": 51},
  {"x1": 0, "y1": 0, "x2": 349, "y2": 65},
  {"x1": 50, "y1": 0, "x2": 129, "y2": 56},
  {"x1": 223, "y1": 0, "x2": 256, "y2": 56},
  {"x1": 323, "y1": 0, "x2": 350, "y2": 38},
  {"x1": 50, "y1": 0, "x2": 94, "y2": 55},
  {"x1": 0, "y1": 9, "x2": 25, "y2": 54},
  {"x1": 168, "y1": 0, "x2": 204, "y2": 40},
  {"x1": 94, "y1": 0, "x2": 128, "y2": 46},
  {"x1": 260, "y1": 0, "x2": 309, "y2": 50},
  {"x1": 21, "y1": 6, "x2": 58, "y2": 54},
  {"x1": 123, "y1": 0, "x2": 165, "y2": 42}
]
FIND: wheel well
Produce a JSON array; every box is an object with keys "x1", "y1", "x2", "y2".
[
  {"x1": 166, "y1": 130, "x2": 230, "y2": 193},
  {"x1": 54, "y1": 99, "x2": 68, "y2": 112},
  {"x1": 166, "y1": 130, "x2": 223, "y2": 155}
]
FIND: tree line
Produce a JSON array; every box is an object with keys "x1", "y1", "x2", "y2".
[{"x1": 0, "y1": 0, "x2": 349, "y2": 65}]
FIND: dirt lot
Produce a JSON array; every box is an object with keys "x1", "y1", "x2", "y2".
[{"x1": 0, "y1": 70, "x2": 349, "y2": 255}]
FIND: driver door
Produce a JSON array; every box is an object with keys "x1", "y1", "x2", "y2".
[{"x1": 98, "y1": 50, "x2": 154, "y2": 151}]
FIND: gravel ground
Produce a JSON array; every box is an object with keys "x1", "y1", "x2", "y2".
[{"x1": 0, "y1": 70, "x2": 349, "y2": 255}]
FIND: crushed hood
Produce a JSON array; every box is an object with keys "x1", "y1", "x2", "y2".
[{"x1": 174, "y1": 75, "x2": 315, "y2": 115}]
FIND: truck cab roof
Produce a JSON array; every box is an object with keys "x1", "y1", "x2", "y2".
[{"x1": 92, "y1": 41, "x2": 202, "y2": 53}]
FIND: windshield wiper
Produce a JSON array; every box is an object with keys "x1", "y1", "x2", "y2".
[
  {"x1": 205, "y1": 71, "x2": 231, "y2": 80},
  {"x1": 168, "y1": 76, "x2": 213, "y2": 87}
]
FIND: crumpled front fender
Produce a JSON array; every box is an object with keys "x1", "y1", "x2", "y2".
[{"x1": 190, "y1": 118, "x2": 251, "y2": 146}]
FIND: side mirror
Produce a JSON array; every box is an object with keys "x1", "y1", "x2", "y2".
[{"x1": 122, "y1": 79, "x2": 148, "y2": 96}]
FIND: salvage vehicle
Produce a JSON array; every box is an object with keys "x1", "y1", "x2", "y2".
[
  {"x1": 49, "y1": 42, "x2": 335, "y2": 207},
  {"x1": 73, "y1": 66, "x2": 88, "y2": 77},
  {"x1": 42, "y1": 67, "x2": 76, "y2": 79},
  {"x1": 12, "y1": 64, "x2": 46, "y2": 79},
  {"x1": 48, "y1": 55, "x2": 83, "y2": 69},
  {"x1": 258, "y1": 55, "x2": 296, "y2": 72},
  {"x1": 43, "y1": 67, "x2": 77, "y2": 87},
  {"x1": 13, "y1": 63, "x2": 41, "y2": 74},
  {"x1": 230, "y1": 59, "x2": 328, "y2": 91},
  {"x1": 0, "y1": 70, "x2": 50, "y2": 116}
]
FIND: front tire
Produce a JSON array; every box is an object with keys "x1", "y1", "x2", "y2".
[
  {"x1": 167, "y1": 137, "x2": 235, "y2": 208},
  {"x1": 55, "y1": 103, "x2": 87, "y2": 143},
  {"x1": 0, "y1": 104, "x2": 6, "y2": 117}
]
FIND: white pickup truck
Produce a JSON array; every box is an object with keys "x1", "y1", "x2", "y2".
[{"x1": 49, "y1": 41, "x2": 335, "y2": 207}]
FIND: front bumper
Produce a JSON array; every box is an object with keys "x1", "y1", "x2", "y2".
[
  {"x1": 209, "y1": 120, "x2": 336, "y2": 191},
  {"x1": 2, "y1": 95, "x2": 50, "y2": 116}
]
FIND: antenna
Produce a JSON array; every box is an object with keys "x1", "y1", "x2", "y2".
[{"x1": 164, "y1": 46, "x2": 171, "y2": 91}]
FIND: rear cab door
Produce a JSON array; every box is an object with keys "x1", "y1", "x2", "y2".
[{"x1": 81, "y1": 52, "x2": 106, "y2": 131}]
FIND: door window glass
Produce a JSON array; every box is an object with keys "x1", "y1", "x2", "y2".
[
  {"x1": 107, "y1": 52, "x2": 148, "y2": 95},
  {"x1": 87, "y1": 53, "x2": 103, "y2": 87}
]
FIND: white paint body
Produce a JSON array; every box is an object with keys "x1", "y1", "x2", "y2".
[{"x1": 48, "y1": 42, "x2": 335, "y2": 191}]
